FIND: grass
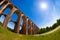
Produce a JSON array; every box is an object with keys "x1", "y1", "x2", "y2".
[{"x1": 0, "y1": 25, "x2": 60, "y2": 40}]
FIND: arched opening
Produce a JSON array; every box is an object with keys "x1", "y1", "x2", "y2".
[
  {"x1": 10, "y1": 13, "x2": 18, "y2": 21},
  {"x1": 1, "y1": 4, "x2": 13, "y2": 29},
  {"x1": 28, "y1": 21, "x2": 30, "y2": 34},
  {"x1": 1, "y1": 3, "x2": 13, "y2": 16},
  {"x1": 7, "y1": 22, "x2": 15, "y2": 32},
  {"x1": 20, "y1": 18, "x2": 23, "y2": 26},
  {"x1": 20, "y1": 15, "x2": 28, "y2": 34},
  {"x1": 0, "y1": 15, "x2": 5, "y2": 23},
  {"x1": 19, "y1": 18, "x2": 24, "y2": 33},
  {"x1": 3, "y1": 8, "x2": 11, "y2": 15}
]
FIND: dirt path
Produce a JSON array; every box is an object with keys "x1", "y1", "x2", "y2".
[{"x1": 34, "y1": 26, "x2": 60, "y2": 36}]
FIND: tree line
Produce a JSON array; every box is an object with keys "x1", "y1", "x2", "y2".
[{"x1": 38, "y1": 19, "x2": 60, "y2": 34}]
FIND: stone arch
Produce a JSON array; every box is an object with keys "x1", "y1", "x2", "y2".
[
  {"x1": 3, "y1": 3, "x2": 13, "y2": 15},
  {"x1": 3, "y1": 7, "x2": 11, "y2": 15},
  {"x1": 10, "y1": 13, "x2": 18, "y2": 21},
  {"x1": 19, "y1": 18, "x2": 23, "y2": 31},
  {"x1": 2, "y1": 3, "x2": 13, "y2": 11},
  {"x1": 6, "y1": 3, "x2": 13, "y2": 9},
  {"x1": 2, "y1": 7, "x2": 17, "y2": 29},
  {"x1": 20, "y1": 15, "x2": 29, "y2": 35},
  {"x1": 0, "y1": 0, "x2": 13, "y2": 9},
  {"x1": 20, "y1": 18, "x2": 23, "y2": 26},
  {"x1": 0, "y1": 2, "x2": 13, "y2": 16},
  {"x1": 13, "y1": 10, "x2": 22, "y2": 33},
  {"x1": 19, "y1": 18, "x2": 23, "y2": 33},
  {"x1": 19, "y1": 15, "x2": 24, "y2": 34},
  {"x1": 20, "y1": 15, "x2": 26, "y2": 34}
]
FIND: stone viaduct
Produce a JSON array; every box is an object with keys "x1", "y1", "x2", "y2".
[{"x1": 0, "y1": 0, "x2": 39, "y2": 35}]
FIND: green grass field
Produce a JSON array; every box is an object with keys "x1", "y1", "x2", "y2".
[{"x1": 0, "y1": 25, "x2": 60, "y2": 40}]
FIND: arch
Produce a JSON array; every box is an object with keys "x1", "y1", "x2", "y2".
[
  {"x1": 2, "y1": 3, "x2": 13, "y2": 12},
  {"x1": 7, "y1": 22, "x2": 15, "y2": 31},
  {"x1": 7, "y1": 22, "x2": 15, "y2": 29},
  {"x1": 0, "y1": 0, "x2": 13, "y2": 9},
  {"x1": 20, "y1": 18, "x2": 23, "y2": 26},
  {"x1": 13, "y1": 9, "x2": 22, "y2": 23},
  {"x1": 14, "y1": 10, "x2": 21, "y2": 16},
  {"x1": 6, "y1": 3, "x2": 13, "y2": 9},
  {"x1": 10, "y1": 13, "x2": 18, "y2": 21},
  {"x1": 21, "y1": 15, "x2": 27, "y2": 27},
  {"x1": 0, "y1": 2, "x2": 13, "y2": 17},
  {"x1": 20, "y1": 15, "x2": 29, "y2": 35},
  {"x1": 3, "y1": 7, "x2": 11, "y2": 15},
  {"x1": 19, "y1": 18, "x2": 23, "y2": 33},
  {"x1": 21, "y1": 15, "x2": 27, "y2": 29},
  {"x1": 0, "y1": 15, "x2": 5, "y2": 23},
  {"x1": 13, "y1": 9, "x2": 22, "y2": 33},
  {"x1": 2, "y1": 7, "x2": 17, "y2": 29}
]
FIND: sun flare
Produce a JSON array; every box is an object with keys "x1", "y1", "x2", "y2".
[{"x1": 39, "y1": 2, "x2": 48, "y2": 10}]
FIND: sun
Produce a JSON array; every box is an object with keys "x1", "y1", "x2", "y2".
[{"x1": 39, "y1": 2, "x2": 48, "y2": 10}]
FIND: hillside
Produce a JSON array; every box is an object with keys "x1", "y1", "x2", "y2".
[{"x1": 0, "y1": 24, "x2": 60, "y2": 40}]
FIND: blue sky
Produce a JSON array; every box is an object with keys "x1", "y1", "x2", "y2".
[{"x1": 0, "y1": 0, "x2": 60, "y2": 29}]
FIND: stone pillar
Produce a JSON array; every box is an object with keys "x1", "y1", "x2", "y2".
[
  {"x1": 34, "y1": 25, "x2": 36, "y2": 34},
  {"x1": 20, "y1": 18, "x2": 25, "y2": 34},
  {"x1": 0, "y1": 0, "x2": 6, "y2": 16},
  {"x1": 30, "y1": 22, "x2": 33, "y2": 35},
  {"x1": 28, "y1": 20, "x2": 31, "y2": 35},
  {"x1": 14, "y1": 14, "x2": 21, "y2": 33},
  {"x1": 34, "y1": 25, "x2": 39, "y2": 34},
  {"x1": 3, "y1": 7, "x2": 17, "y2": 29},
  {"x1": 20, "y1": 16, "x2": 28, "y2": 35},
  {"x1": 32, "y1": 24, "x2": 34, "y2": 34},
  {"x1": 25, "y1": 18, "x2": 28, "y2": 35}
]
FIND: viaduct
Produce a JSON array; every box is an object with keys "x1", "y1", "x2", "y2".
[{"x1": 0, "y1": 0, "x2": 39, "y2": 35}]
